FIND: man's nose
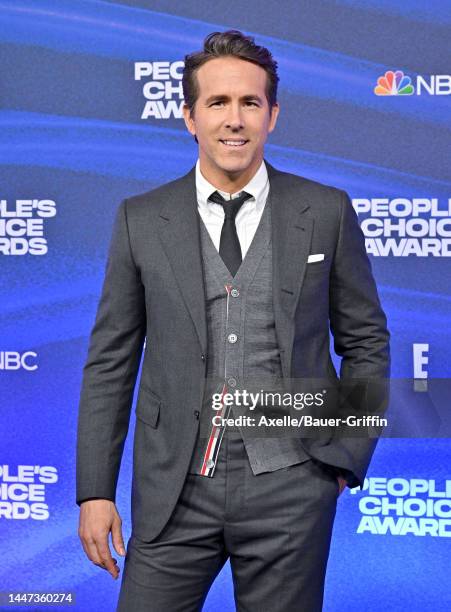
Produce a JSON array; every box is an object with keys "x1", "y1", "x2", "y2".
[{"x1": 224, "y1": 103, "x2": 244, "y2": 130}]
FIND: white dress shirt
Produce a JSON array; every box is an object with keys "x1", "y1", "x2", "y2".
[{"x1": 195, "y1": 159, "x2": 269, "y2": 258}]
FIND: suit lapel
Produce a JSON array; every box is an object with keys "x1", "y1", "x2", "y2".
[
  {"x1": 158, "y1": 167, "x2": 207, "y2": 353},
  {"x1": 266, "y1": 161, "x2": 314, "y2": 377}
]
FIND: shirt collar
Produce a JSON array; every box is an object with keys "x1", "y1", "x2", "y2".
[{"x1": 196, "y1": 159, "x2": 269, "y2": 216}]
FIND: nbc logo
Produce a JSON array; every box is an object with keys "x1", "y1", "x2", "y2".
[
  {"x1": 374, "y1": 70, "x2": 451, "y2": 96},
  {"x1": 374, "y1": 70, "x2": 413, "y2": 96}
]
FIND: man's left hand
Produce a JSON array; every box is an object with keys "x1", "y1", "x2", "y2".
[{"x1": 337, "y1": 475, "x2": 347, "y2": 495}]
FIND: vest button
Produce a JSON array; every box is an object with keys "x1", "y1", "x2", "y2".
[
  {"x1": 231, "y1": 288, "x2": 240, "y2": 298},
  {"x1": 228, "y1": 377, "x2": 237, "y2": 388},
  {"x1": 228, "y1": 333, "x2": 238, "y2": 344},
  {"x1": 194, "y1": 410, "x2": 200, "y2": 419},
  {"x1": 201, "y1": 354, "x2": 206, "y2": 362}
]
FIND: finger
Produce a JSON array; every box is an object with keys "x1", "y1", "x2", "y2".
[
  {"x1": 79, "y1": 521, "x2": 103, "y2": 566},
  {"x1": 111, "y1": 517, "x2": 126, "y2": 556},
  {"x1": 96, "y1": 538, "x2": 120, "y2": 579},
  {"x1": 83, "y1": 536, "x2": 106, "y2": 568},
  {"x1": 337, "y1": 477, "x2": 347, "y2": 495}
]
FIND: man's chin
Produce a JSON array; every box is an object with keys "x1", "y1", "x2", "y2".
[{"x1": 215, "y1": 158, "x2": 253, "y2": 177}]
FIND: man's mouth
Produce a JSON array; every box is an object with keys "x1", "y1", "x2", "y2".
[{"x1": 219, "y1": 139, "x2": 249, "y2": 147}]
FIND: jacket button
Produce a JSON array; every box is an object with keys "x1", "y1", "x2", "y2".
[
  {"x1": 201, "y1": 354, "x2": 206, "y2": 361},
  {"x1": 194, "y1": 410, "x2": 200, "y2": 419}
]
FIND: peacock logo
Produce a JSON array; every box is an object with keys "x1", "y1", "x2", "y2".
[{"x1": 374, "y1": 70, "x2": 414, "y2": 96}]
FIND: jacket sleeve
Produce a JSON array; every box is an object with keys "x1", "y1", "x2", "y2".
[
  {"x1": 76, "y1": 199, "x2": 146, "y2": 505},
  {"x1": 328, "y1": 190, "x2": 390, "y2": 487},
  {"x1": 330, "y1": 190, "x2": 390, "y2": 379}
]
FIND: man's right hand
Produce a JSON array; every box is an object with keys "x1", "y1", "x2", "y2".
[{"x1": 78, "y1": 499, "x2": 126, "y2": 580}]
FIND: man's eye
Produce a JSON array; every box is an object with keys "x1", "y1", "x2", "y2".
[
  {"x1": 210, "y1": 101, "x2": 224, "y2": 107},
  {"x1": 245, "y1": 101, "x2": 258, "y2": 107}
]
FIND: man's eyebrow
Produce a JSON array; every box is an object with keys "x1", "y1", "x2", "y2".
[
  {"x1": 204, "y1": 94, "x2": 264, "y2": 105},
  {"x1": 204, "y1": 95, "x2": 227, "y2": 104},
  {"x1": 242, "y1": 95, "x2": 264, "y2": 104}
]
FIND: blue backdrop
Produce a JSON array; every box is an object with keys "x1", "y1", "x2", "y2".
[{"x1": 1, "y1": 1, "x2": 450, "y2": 610}]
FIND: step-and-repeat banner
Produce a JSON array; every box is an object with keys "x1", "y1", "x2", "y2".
[{"x1": 1, "y1": 1, "x2": 450, "y2": 611}]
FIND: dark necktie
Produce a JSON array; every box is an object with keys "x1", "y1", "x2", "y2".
[{"x1": 208, "y1": 190, "x2": 253, "y2": 276}]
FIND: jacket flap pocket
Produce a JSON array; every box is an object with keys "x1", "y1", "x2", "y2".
[{"x1": 135, "y1": 386, "x2": 161, "y2": 428}]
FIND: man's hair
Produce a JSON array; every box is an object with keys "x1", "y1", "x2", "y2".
[{"x1": 182, "y1": 30, "x2": 279, "y2": 116}]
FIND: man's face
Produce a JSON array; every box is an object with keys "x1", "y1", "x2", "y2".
[{"x1": 183, "y1": 56, "x2": 279, "y2": 187}]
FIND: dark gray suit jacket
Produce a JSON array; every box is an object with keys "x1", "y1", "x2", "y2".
[{"x1": 76, "y1": 161, "x2": 390, "y2": 542}]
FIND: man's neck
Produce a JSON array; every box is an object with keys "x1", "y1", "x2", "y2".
[{"x1": 199, "y1": 159, "x2": 263, "y2": 194}]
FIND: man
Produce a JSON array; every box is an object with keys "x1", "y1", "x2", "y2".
[{"x1": 77, "y1": 30, "x2": 390, "y2": 611}]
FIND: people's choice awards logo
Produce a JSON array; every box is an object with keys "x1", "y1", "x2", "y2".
[
  {"x1": 353, "y1": 197, "x2": 451, "y2": 257},
  {"x1": 374, "y1": 70, "x2": 414, "y2": 96},
  {"x1": 0, "y1": 465, "x2": 58, "y2": 520},
  {"x1": 0, "y1": 199, "x2": 57, "y2": 256},
  {"x1": 135, "y1": 61, "x2": 184, "y2": 119},
  {"x1": 351, "y1": 477, "x2": 451, "y2": 537}
]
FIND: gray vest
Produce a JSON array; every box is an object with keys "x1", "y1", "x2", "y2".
[{"x1": 188, "y1": 194, "x2": 309, "y2": 476}]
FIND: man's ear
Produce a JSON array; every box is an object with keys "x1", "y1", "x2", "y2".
[
  {"x1": 268, "y1": 102, "x2": 280, "y2": 134},
  {"x1": 183, "y1": 104, "x2": 196, "y2": 137}
]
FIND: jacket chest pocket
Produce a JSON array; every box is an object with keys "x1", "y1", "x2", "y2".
[
  {"x1": 304, "y1": 256, "x2": 329, "y2": 277},
  {"x1": 135, "y1": 386, "x2": 161, "y2": 428}
]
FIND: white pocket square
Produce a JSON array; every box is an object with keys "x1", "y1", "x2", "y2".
[{"x1": 307, "y1": 254, "x2": 325, "y2": 263}]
